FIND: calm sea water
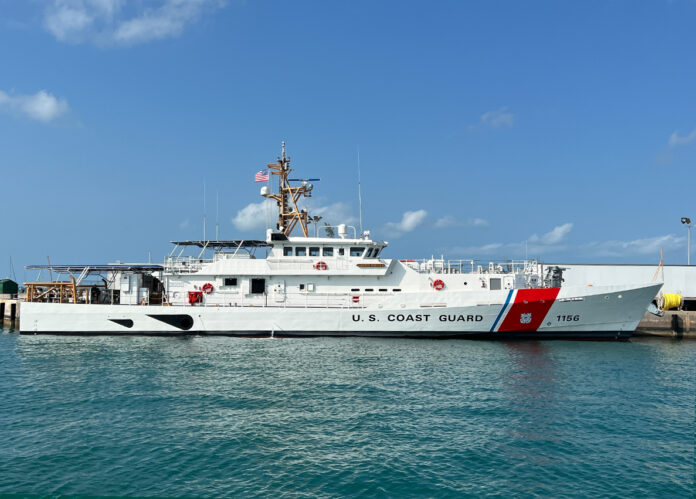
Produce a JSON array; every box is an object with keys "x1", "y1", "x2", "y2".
[{"x1": 1, "y1": 327, "x2": 694, "y2": 498}]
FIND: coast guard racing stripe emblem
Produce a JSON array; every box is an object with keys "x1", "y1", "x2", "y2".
[{"x1": 497, "y1": 288, "x2": 560, "y2": 332}]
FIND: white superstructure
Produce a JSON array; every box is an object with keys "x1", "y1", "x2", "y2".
[{"x1": 21, "y1": 144, "x2": 662, "y2": 339}]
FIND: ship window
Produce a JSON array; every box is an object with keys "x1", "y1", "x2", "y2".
[
  {"x1": 283, "y1": 247, "x2": 292, "y2": 256},
  {"x1": 350, "y1": 247, "x2": 365, "y2": 257},
  {"x1": 309, "y1": 247, "x2": 320, "y2": 256},
  {"x1": 323, "y1": 247, "x2": 334, "y2": 257},
  {"x1": 351, "y1": 288, "x2": 359, "y2": 292},
  {"x1": 223, "y1": 278, "x2": 237, "y2": 287},
  {"x1": 365, "y1": 248, "x2": 374, "y2": 258},
  {"x1": 296, "y1": 247, "x2": 307, "y2": 257},
  {"x1": 250, "y1": 278, "x2": 265, "y2": 294},
  {"x1": 393, "y1": 288, "x2": 401, "y2": 292},
  {"x1": 379, "y1": 288, "x2": 387, "y2": 292},
  {"x1": 338, "y1": 248, "x2": 345, "y2": 256},
  {"x1": 490, "y1": 278, "x2": 502, "y2": 290},
  {"x1": 299, "y1": 284, "x2": 305, "y2": 290},
  {"x1": 374, "y1": 248, "x2": 382, "y2": 258},
  {"x1": 365, "y1": 288, "x2": 374, "y2": 292}
]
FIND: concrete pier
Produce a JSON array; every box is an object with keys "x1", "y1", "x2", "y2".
[
  {"x1": 1, "y1": 297, "x2": 20, "y2": 326},
  {"x1": 636, "y1": 310, "x2": 696, "y2": 338}
]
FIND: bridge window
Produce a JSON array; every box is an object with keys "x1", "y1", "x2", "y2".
[
  {"x1": 365, "y1": 248, "x2": 374, "y2": 258},
  {"x1": 338, "y1": 248, "x2": 345, "y2": 256},
  {"x1": 223, "y1": 278, "x2": 237, "y2": 287},
  {"x1": 296, "y1": 247, "x2": 307, "y2": 257},
  {"x1": 283, "y1": 247, "x2": 292, "y2": 256},
  {"x1": 323, "y1": 247, "x2": 333, "y2": 257},
  {"x1": 350, "y1": 247, "x2": 365, "y2": 257},
  {"x1": 309, "y1": 247, "x2": 320, "y2": 256}
]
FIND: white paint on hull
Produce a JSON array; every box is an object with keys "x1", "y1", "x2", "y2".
[{"x1": 20, "y1": 283, "x2": 661, "y2": 339}]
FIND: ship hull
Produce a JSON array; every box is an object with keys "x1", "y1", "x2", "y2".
[{"x1": 19, "y1": 283, "x2": 661, "y2": 340}]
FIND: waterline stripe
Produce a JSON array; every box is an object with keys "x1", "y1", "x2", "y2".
[{"x1": 490, "y1": 290, "x2": 514, "y2": 332}]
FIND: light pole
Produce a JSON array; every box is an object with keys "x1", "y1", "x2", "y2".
[
  {"x1": 311, "y1": 216, "x2": 323, "y2": 237},
  {"x1": 681, "y1": 217, "x2": 692, "y2": 265}
]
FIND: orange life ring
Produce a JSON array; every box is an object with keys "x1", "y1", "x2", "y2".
[
  {"x1": 352, "y1": 296, "x2": 360, "y2": 303},
  {"x1": 432, "y1": 279, "x2": 445, "y2": 291},
  {"x1": 314, "y1": 261, "x2": 328, "y2": 271},
  {"x1": 202, "y1": 282, "x2": 214, "y2": 294}
]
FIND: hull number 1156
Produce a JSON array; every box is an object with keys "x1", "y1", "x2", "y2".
[{"x1": 557, "y1": 315, "x2": 580, "y2": 322}]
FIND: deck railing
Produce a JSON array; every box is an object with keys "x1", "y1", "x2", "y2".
[{"x1": 400, "y1": 258, "x2": 538, "y2": 275}]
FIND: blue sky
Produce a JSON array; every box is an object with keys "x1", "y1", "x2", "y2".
[{"x1": 2, "y1": 0, "x2": 696, "y2": 281}]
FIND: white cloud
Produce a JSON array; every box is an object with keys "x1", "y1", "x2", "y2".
[
  {"x1": 668, "y1": 128, "x2": 696, "y2": 148},
  {"x1": 232, "y1": 200, "x2": 276, "y2": 232},
  {"x1": 449, "y1": 223, "x2": 573, "y2": 257},
  {"x1": 0, "y1": 89, "x2": 69, "y2": 122},
  {"x1": 303, "y1": 200, "x2": 357, "y2": 227},
  {"x1": 528, "y1": 223, "x2": 573, "y2": 245},
  {"x1": 231, "y1": 198, "x2": 357, "y2": 234},
  {"x1": 581, "y1": 234, "x2": 684, "y2": 258},
  {"x1": 43, "y1": 0, "x2": 226, "y2": 45},
  {"x1": 435, "y1": 215, "x2": 489, "y2": 229},
  {"x1": 469, "y1": 107, "x2": 515, "y2": 131},
  {"x1": 384, "y1": 209, "x2": 428, "y2": 237},
  {"x1": 449, "y1": 223, "x2": 684, "y2": 260}
]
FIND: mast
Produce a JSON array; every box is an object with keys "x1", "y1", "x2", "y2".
[{"x1": 263, "y1": 141, "x2": 315, "y2": 237}]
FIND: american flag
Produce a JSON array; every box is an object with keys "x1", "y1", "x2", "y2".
[{"x1": 254, "y1": 170, "x2": 269, "y2": 182}]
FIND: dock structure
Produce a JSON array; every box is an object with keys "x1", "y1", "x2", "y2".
[
  {"x1": 636, "y1": 310, "x2": 696, "y2": 338},
  {"x1": 1, "y1": 278, "x2": 20, "y2": 325},
  {"x1": 1, "y1": 298, "x2": 20, "y2": 325}
]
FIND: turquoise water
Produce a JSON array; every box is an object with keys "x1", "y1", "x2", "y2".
[{"x1": 1, "y1": 327, "x2": 694, "y2": 497}]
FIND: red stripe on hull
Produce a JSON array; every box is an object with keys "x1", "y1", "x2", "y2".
[{"x1": 497, "y1": 288, "x2": 560, "y2": 332}]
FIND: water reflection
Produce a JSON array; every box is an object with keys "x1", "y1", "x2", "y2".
[{"x1": 500, "y1": 341, "x2": 560, "y2": 469}]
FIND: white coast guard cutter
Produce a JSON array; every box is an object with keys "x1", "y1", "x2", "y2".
[{"x1": 21, "y1": 144, "x2": 661, "y2": 339}]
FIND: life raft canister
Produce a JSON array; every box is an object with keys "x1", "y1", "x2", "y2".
[
  {"x1": 314, "y1": 261, "x2": 328, "y2": 271},
  {"x1": 432, "y1": 279, "x2": 445, "y2": 291},
  {"x1": 201, "y1": 282, "x2": 214, "y2": 294}
]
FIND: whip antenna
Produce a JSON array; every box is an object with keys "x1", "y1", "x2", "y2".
[
  {"x1": 203, "y1": 180, "x2": 207, "y2": 242},
  {"x1": 358, "y1": 146, "x2": 363, "y2": 234}
]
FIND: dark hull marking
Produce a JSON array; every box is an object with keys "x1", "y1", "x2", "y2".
[
  {"x1": 146, "y1": 314, "x2": 194, "y2": 330},
  {"x1": 109, "y1": 319, "x2": 134, "y2": 328}
]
